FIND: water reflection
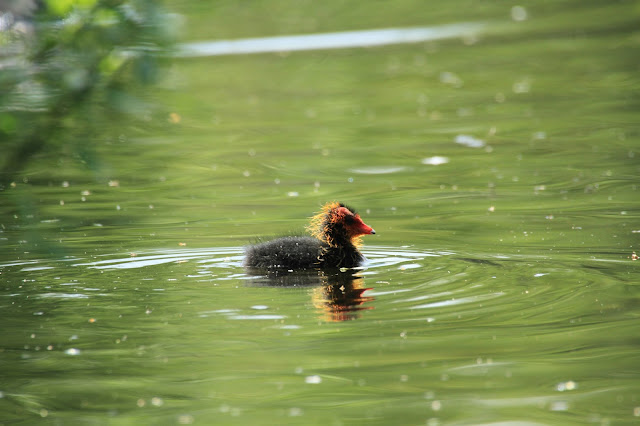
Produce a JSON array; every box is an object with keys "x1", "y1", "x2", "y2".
[
  {"x1": 236, "y1": 245, "x2": 442, "y2": 321},
  {"x1": 64, "y1": 245, "x2": 440, "y2": 322},
  {"x1": 312, "y1": 273, "x2": 374, "y2": 322},
  {"x1": 1, "y1": 245, "x2": 443, "y2": 323},
  {"x1": 68, "y1": 245, "x2": 441, "y2": 273},
  {"x1": 246, "y1": 268, "x2": 374, "y2": 321}
]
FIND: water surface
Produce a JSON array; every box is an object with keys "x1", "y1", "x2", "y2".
[{"x1": 1, "y1": 1, "x2": 639, "y2": 424}]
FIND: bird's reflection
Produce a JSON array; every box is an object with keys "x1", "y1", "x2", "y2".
[
  {"x1": 312, "y1": 272, "x2": 374, "y2": 322},
  {"x1": 245, "y1": 268, "x2": 374, "y2": 321}
]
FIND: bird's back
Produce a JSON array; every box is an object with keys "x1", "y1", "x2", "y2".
[{"x1": 244, "y1": 236, "x2": 324, "y2": 270}]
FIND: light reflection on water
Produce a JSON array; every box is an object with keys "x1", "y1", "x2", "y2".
[
  {"x1": 59, "y1": 245, "x2": 452, "y2": 321},
  {"x1": 0, "y1": 242, "x2": 638, "y2": 423},
  {"x1": 74, "y1": 247, "x2": 245, "y2": 270},
  {"x1": 6, "y1": 243, "x2": 595, "y2": 329},
  {"x1": 3, "y1": 246, "x2": 628, "y2": 321},
  {"x1": 1, "y1": 0, "x2": 638, "y2": 421},
  {"x1": 3, "y1": 245, "x2": 455, "y2": 322},
  {"x1": 178, "y1": 23, "x2": 484, "y2": 57},
  {"x1": 68, "y1": 245, "x2": 445, "y2": 272}
]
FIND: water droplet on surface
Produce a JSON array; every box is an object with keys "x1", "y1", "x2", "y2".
[
  {"x1": 305, "y1": 375, "x2": 322, "y2": 384},
  {"x1": 251, "y1": 305, "x2": 268, "y2": 310},
  {"x1": 556, "y1": 380, "x2": 577, "y2": 391},
  {"x1": 439, "y1": 71, "x2": 463, "y2": 88},
  {"x1": 454, "y1": 134, "x2": 485, "y2": 148},
  {"x1": 550, "y1": 401, "x2": 569, "y2": 411},
  {"x1": 422, "y1": 156, "x2": 449, "y2": 166},
  {"x1": 178, "y1": 414, "x2": 194, "y2": 424},
  {"x1": 511, "y1": 5, "x2": 528, "y2": 21},
  {"x1": 289, "y1": 407, "x2": 303, "y2": 417},
  {"x1": 512, "y1": 78, "x2": 531, "y2": 93}
]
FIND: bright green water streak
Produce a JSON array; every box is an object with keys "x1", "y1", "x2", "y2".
[{"x1": 1, "y1": 1, "x2": 639, "y2": 424}]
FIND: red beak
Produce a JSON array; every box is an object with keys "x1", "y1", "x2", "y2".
[{"x1": 354, "y1": 217, "x2": 375, "y2": 235}]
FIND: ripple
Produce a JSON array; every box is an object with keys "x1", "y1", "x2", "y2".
[
  {"x1": 69, "y1": 245, "x2": 444, "y2": 274},
  {"x1": 349, "y1": 166, "x2": 408, "y2": 175},
  {"x1": 76, "y1": 248, "x2": 244, "y2": 270},
  {"x1": 198, "y1": 307, "x2": 286, "y2": 321},
  {"x1": 228, "y1": 314, "x2": 286, "y2": 320},
  {"x1": 447, "y1": 361, "x2": 514, "y2": 376},
  {"x1": 20, "y1": 266, "x2": 55, "y2": 272},
  {"x1": 0, "y1": 260, "x2": 40, "y2": 268},
  {"x1": 398, "y1": 263, "x2": 422, "y2": 270},
  {"x1": 363, "y1": 246, "x2": 448, "y2": 269},
  {"x1": 38, "y1": 293, "x2": 90, "y2": 300},
  {"x1": 410, "y1": 292, "x2": 505, "y2": 310}
]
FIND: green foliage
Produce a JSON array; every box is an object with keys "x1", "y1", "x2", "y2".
[{"x1": 0, "y1": 0, "x2": 174, "y2": 188}]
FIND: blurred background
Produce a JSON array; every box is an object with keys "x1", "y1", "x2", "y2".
[{"x1": 1, "y1": 0, "x2": 638, "y2": 424}]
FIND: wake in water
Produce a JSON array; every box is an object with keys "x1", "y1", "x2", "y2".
[{"x1": 71, "y1": 245, "x2": 447, "y2": 273}]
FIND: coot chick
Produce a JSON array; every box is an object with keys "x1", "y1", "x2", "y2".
[{"x1": 244, "y1": 202, "x2": 375, "y2": 270}]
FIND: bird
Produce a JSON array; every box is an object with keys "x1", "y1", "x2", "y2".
[{"x1": 244, "y1": 202, "x2": 375, "y2": 270}]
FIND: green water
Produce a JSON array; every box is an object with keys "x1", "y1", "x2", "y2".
[{"x1": 2, "y1": 1, "x2": 639, "y2": 424}]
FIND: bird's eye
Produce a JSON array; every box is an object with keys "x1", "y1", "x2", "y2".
[{"x1": 344, "y1": 215, "x2": 355, "y2": 225}]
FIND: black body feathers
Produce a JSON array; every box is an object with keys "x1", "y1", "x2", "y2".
[{"x1": 244, "y1": 236, "x2": 364, "y2": 270}]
